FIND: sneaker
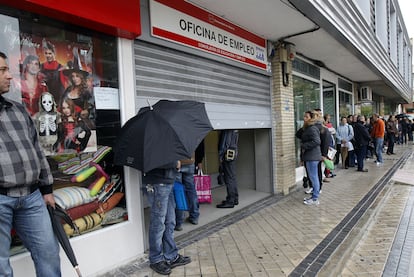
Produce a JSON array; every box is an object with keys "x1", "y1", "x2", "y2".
[
  {"x1": 305, "y1": 187, "x2": 313, "y2": 194},
  {"x1": 150, "y1": 261, "x2": 171, "y2": 275},
  {"x1": 169, "y1": 254, "x2": 191, "y2": 268},
  {"x1": 174, "y1": 225, "x2": 183, "y2": 231},
  {"x1": 303, "y1": 198, "x2": 319, "y2": 205},
  {"x1": 187, "y1": 218, "x2": 198, "y2": 225},
  {"x1": 304, "y1": 196, "x2": 312, "y2": 201}
]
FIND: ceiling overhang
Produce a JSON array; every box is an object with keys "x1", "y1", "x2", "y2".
[{"x1": 188, "y1": 0, "x2": 409, "y2": 103}]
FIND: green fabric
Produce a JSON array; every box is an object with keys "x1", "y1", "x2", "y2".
[{"x1": 324, "y1": 159, "x2": 334, "y2": 170}]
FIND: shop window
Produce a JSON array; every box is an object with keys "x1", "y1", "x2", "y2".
[
  {"x1": 339, "y1": 90, "x2": 353, "y2": 118},
  {"x1": 0, "y1": 8, "x2": 126, "y2": 256},
  {"x1": 293, "y1": 75, "x2": 320, "y2": 166}
]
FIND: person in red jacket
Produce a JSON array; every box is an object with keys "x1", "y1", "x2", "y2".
[{"x1": 370, "y1": 113, "x2": 385, "y2": 164}]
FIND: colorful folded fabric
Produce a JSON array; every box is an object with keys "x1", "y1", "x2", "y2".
[
  {"x1": 101, "y1": 207, "x2": 128, "y2": 226},
  {"x1": 63, "y1": 212, "x2": 103, "y2": 236},
  {"x1": 66, "y1": 200, "x2": 100, "y2": 220},
  {"x1": 59, "y1": 146, "x2": 112, "y2": 175},
  {"x1": 54, "y1": 186, "x2": 95, "y2": 210}
]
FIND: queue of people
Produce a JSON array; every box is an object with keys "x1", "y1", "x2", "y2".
[{"x1": 295, "y1": 110, "x2": 410, "y2": 207}]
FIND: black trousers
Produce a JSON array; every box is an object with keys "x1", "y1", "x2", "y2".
[{"x1": 222, "y1": 160, "x2": 238, "y2": 203}]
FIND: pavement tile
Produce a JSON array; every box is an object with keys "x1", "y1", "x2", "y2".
[{"x1": 100, "y1": 146, "x2": 414, "y2": 276}]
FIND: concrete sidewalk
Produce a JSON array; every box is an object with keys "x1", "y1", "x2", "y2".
[{"x1": 100, "y1": 144, "x2": 414, "y2": 277}]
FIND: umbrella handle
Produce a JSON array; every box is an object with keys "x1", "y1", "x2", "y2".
[{"x1": 75, "y1": 265, "x2": 82, "y2": 277}]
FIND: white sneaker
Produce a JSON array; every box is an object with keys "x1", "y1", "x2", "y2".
[
  {"x1": 305, "y1": 188, "x2": 313, "y2": 194},
  {"x1": 304, "y1": 198, "x2": 319, "y2": 205}
]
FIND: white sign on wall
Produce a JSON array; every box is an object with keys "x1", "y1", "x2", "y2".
[{"x1": 149, "y1": 0, "x2": 268, "y2": 71}]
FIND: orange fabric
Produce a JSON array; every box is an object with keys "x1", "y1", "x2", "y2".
[
  {"x1": 96, "y1": 192, "x2": 124, "y2": 214},
  {"x1": 371, "y1": 119, "x2": 385, "y2": 138}
]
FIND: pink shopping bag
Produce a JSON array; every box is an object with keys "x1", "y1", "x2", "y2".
[{"x1": 194, "y1": 170, "x2": 212, "y2": 203}]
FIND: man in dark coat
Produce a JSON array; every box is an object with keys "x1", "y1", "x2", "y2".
[
  {"x1": 353, "y1": 115, "x2": 371, "y2": 172},
  {"x1": 216, "y1": 130, "x2": 239, "y2": 208}
]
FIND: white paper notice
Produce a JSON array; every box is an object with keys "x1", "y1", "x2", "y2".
[{"x1": 94, "y1": 87, "x2": 120, "y2": 110}]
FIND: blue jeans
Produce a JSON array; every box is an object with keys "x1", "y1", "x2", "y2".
[
  {"x1": 0, "y1": 190, "x2": 61, "y2": 277},
  {"x1": 305, "y1": 161, "x2": 320, "y2": 200},
  {"x1": 175, "y1": 164, "x2": 199, "y2": 226},
  {"x1": 144, "y1": 183, "x2": 178, "y2": 264},
  {"x1": 374, "y1": 138, "x2": 384, "y2": 162}
]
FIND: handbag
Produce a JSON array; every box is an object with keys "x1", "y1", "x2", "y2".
[
  {"x1": 173, "y1": 181, "x2": 189, "y2": 211},
  {"x1": 194, "y1": 169, "x2": 212, "y2": 203}
]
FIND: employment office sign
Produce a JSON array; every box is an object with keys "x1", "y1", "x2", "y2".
[{"x1": 149, "y1": 0, "x2": 268, "y2": 70}]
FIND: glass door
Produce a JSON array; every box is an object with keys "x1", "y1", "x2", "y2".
[{"x1": 322, "y1": 80, "x2": 337, "y2": 128}]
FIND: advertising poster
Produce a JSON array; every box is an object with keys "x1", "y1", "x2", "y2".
[{"x1": 2, "y1": 16, "x2": 98, "y2": 156}]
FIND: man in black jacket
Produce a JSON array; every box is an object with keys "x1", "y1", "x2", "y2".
[
  {"x1": 216, "y1": 130, "x2": 239, "y2": 208},
  {"x1": 353, "y1": 115, "x2": 371, "y2": 172}
]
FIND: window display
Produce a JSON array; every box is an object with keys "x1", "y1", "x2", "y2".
[
  {"x1": 0, "y1": 8, "x2": 126, "y2": 255},
  {"x1": 293, "y1": 75, "x2": 320, "y2": 166}
]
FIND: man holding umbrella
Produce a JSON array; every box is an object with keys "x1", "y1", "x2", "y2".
[
  {"x1": 0, "y1": 51, "x2": 61, "y2": 276},
  {"x1": 114, "y1": 99, "x2": 213, "y2": 275},
  {"x1": 143, "y1": 161, "x2": 192, "y2": 275}
]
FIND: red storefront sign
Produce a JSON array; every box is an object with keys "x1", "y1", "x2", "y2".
[
  {"x1": 0, "y1": 0, "x2": 141, "y2": 39},
  {"x1": 150, "y1": 0, "x2": 268, "y2": 70}
]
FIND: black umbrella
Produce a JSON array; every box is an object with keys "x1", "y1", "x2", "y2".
[
  {"x1": 47, "y1": 204, "x2": 82, "y2": 277},
  {"x1": 396, "y1": 113, "x2": 407, "y2": 119},
  {"x1": 113, "y1": 100, "x2": 213, "y2": 172}
]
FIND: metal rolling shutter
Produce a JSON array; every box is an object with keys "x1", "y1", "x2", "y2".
[{"x1": 133, "y1": 40, "x2": 271, "y2": 129}]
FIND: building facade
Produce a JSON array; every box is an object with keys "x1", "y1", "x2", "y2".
[{"x1": 0, "y1": 0, "x2": 411, "y2": 276}]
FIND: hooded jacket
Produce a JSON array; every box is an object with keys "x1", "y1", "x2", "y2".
[{"x1": 300, "y1": 122, "x2": 321, "y2": 161}]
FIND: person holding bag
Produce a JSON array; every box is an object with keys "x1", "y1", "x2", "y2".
[
  {"x1": 336, "y1": 117, "x2": 354, "y2": 169},
  {"x1": 216, "y1": 130, "x2": 239, "y2": 208},
  {"x1": 174, "y1": 152, "x2": 200, "y2": 231}
]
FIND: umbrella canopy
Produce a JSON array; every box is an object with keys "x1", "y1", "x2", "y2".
[
  {"x1": 113, "y1": 100, "x2": 213, "y2": 172},
  {"x1": 47, "y1": 204, "x2": 82, "y2": 277}
]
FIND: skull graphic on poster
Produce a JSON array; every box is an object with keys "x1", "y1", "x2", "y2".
[{"x1": 34, "y1": 92, "x2": 60, "y2": 155}]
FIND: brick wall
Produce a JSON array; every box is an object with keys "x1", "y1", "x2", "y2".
[{"x1": 270, "y1": 47, "x2": 297, "y2": 195}]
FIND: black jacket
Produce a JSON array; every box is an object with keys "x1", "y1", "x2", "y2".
[
  {"x1": 315, "y1": 122, "x2": 331, "y2": 157},
  {"x1": 300, "y1": 124, "x2": 321, "y2": 161},
  {"x1": 142, "y1": 161, "x2": 178, "y2": 185},
  {"x1": 353, "y1": 121, "x2": 371, "y2": 148}
]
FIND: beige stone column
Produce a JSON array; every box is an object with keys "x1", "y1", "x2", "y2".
[
  {"x1": 270, "y1": 45, "x2": 297, "y2": 195},
  {"x1": 379, "y1": 96, "x2": 385, "y2": 116}
]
